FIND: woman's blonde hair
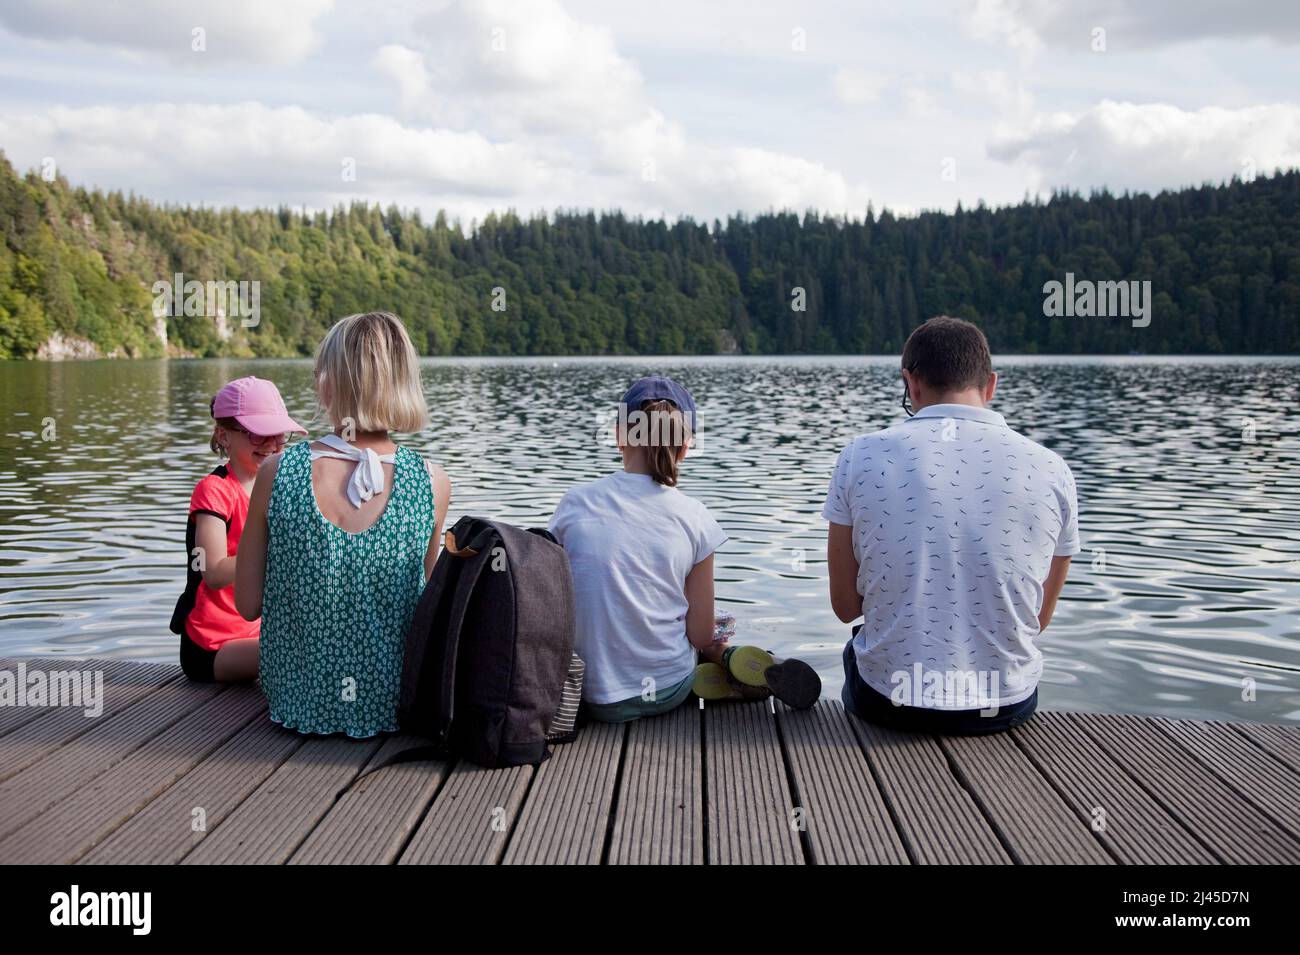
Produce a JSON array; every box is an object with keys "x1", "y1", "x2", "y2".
[{"x1": 314, "y1": 311, "x2": 428, "y2": 433}]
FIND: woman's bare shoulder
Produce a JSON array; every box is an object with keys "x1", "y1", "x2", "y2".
[{"x1": 423, "y1": 458, "x2": 452, "y2": 503}]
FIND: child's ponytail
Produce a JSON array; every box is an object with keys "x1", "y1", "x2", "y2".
[{"x1": 639, "y1": 399, "x2": 691, "y2": 487}]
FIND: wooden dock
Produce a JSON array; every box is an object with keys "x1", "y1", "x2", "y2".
[{"x1": 1, "y1": 657, "x2": 1297, "y2": 865}]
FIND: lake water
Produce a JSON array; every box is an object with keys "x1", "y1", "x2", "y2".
[{"x1": 1, "y1": 356, "x2": 1298, "y2": 724}]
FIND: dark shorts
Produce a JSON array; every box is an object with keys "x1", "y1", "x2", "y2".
[
  {"x1": 180, "y1": 630, "x2": 218, "y2": 683},
  {"x1": 840, "y1": 637, "x2": 1037, "y2": 734}
]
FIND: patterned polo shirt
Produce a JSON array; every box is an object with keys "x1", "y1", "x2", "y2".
[{"x1": 823, "y1": 403, "x2": 1079, "y2": 709}]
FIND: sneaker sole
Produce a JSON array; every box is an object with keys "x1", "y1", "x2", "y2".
[
  {"x1": 727, "y1": 646, "x2": 777, "y2": 687},
  {"x1": 692, "y1": 662, "x2": 738, "y2": 700},
  {"x1": 764, "y1": 660, "x2": 822, "y2": 710}
]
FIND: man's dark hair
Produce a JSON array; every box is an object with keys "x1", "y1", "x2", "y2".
[{"x1": 901, "y1": 315, "x2": 993, "y2": 391}]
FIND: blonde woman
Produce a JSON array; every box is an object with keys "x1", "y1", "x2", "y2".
[{"x1": 236, "y1": 312, "x2": 451, "y2": 737}]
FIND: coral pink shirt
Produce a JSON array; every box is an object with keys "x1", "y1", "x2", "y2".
[{"x1": 185, "y1": 467, "x2": 260, "y2": 650}]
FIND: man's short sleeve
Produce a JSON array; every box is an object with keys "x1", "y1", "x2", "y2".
[
  {"x1": 189, "y1": 474, "x2": 233, "y2": 523},
  {"x1": 1054, "y1": 461, "x2": 1081, "y2": 558},
  {"x1": 821, "y1": 444, "x2": 854, "y2": 525}
]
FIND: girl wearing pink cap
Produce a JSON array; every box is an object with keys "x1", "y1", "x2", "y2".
[{"x1": 170, "y1": 377, "x2": 307, "y2": 682}]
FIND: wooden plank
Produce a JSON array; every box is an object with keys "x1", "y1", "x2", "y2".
[
  {"x1": 1075, "y1": 713, "x2": 1300, "y2": 864},
  {"x1": 941, "y1": 730, "x2": 1114, "y2": 864},
  {"x1": 289, "y1": 736, "x2": 449, "y2": 865},
  {"x1": 608, "y1": 703, "x2": 703, "y2": 865},
  {"x1": 705, "y1": 701, "x2": 803, "y2": 864},
  {"x1": 1012, "y1": 712, "x2": 1216, "y2": 864},
  {"x1": 1, "y1": 651, "x2": 1293, "y2": 867},
  {"x1": 182, "y1": 735, "x2": 382, "y2": 864},
  {"x1": 399, "y1": 761, "x2": 533, "y2": 865},
  {"x1": 0, "y1": 660, "x2": 179, "y2": 777},
  {"x1": 0, "y1": 677, "x2": 223, "y2": 842},
  {"x1": 0, "y1": 658, "x2": 151, "y2": 738},
  {"x1": 81, "y1": 716, "x2": 303, "y2": 865},
  {"x1": 777, "y1": 700, "x2": 908, "y2": 864},
  {"x1": 0, "y1": 684, "x2": 266, "y2": 863},
  {"x1": 1230, "y1": 722, "x2": 1300, "y2": 777},
  {"x1": 503, "y1": 721, "x2": 624, "y2": 865},
  {"x1": 850, "y1": 719, "x2": 1011, "y2": 864},
  {"x1": 1156, "y1": 718, "x2": 1300, "y2": 841}
]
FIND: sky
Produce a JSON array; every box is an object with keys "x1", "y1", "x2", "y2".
[{"x1": 0, "y1": 0, "x2": 1297, "y2": 225}]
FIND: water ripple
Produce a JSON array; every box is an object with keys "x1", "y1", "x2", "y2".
[{"x1": 0, "y1": 355, "x2": 1297, "y2": 722}]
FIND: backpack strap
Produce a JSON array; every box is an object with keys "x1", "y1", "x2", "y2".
[
  {"x1": 336, "y1": 518, "x2": 502, "y2": 797},
  {"x1": 435, "y1": 520, "x2": 498, "y2": 743},
  {"x1": 334, "y1": 743, "x2": 447, "y2": 799}
]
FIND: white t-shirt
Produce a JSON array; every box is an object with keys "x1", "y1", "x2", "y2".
[
  {"x1": 549, "y1": 471, "x2": 728, "y2": 704},
  {"x1": 823, "y1": 403, "x2": 1080, "y2": 710}
]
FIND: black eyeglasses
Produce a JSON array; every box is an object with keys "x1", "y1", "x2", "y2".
[{"x1": 901, "y1": 366, "x2": 916, "y2": 417}]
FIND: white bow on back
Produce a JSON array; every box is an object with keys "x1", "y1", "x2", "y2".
[{"x1": 310, "y1": 433, "x2": 396, "y2": 509}]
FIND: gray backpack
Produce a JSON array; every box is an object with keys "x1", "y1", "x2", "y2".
[{"x1": 397, "y1": 516, "x2": 583, "y2": 767}]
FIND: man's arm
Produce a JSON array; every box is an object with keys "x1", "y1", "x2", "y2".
[
  {"x1": 1038, "y1": 555, "x2": 1071, "y2": 632},
  {"x1": 827, "y1": 522, "x2": 862, "y2": 624}
]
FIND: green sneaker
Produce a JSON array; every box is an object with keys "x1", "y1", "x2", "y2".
[
  {"x1": 723, "y1": 645, "x2": 777, "y2": 687},
  {"x1": 723, "y1": 646, "x2": 822, "y2": 710},
  {"x1": 693, "y1": 662, "x2": 772, "y2": 703},
  {"x1": 693, "y1": 662, "x2": 739, "y2": 700}
]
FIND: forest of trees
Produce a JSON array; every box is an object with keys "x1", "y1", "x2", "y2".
[{"x1": 1, "y1": 150, "x2": 1297, "y2": 359}]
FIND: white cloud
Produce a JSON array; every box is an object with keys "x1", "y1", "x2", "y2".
[
  {"x1": 365, "y1": 0, "x2": 873, "y2": 217},
  {"x1": 0, "y1": 0, "x2": 334, "y2": 66},
  {"x1": 965, "y1": 0, "x2": 1044, "y2": 57},
  {"x1": 0, "y1": 102, "x2": 556, "y2": 205},
  {"x1": 833, "y1": 68, "x2": 890, "y2": 106},
  {"x1": 373, "y1": 44, "x2": 442, "y2": 120},
  {"x1": 902, "y1": 85, "x2": 940, "y2": 117},
  {"x1": 716, "y1": 148, "x2": 868, "y2": 213},
  {"x1": 593, "y1": 109, "x2": 869, "y2": 214},
  {"x1": 990, "y1": 100, "x2": 1300, "y2": 194},
  {"x1": 405, "y1": 0, "x2": 647, "y2": 137},
  {"x1": 0, "y1": 97, "x2": 871, "y2": 223},
  {"x1": 965, "y1": 0, "x2": 1300, "y2": 54},
  {"x1": 950, "y1": 70, "x2": 1034, "y2": 117},
  {"x1": 1, "y1": 0, "x2": 1294, "y2": 220}
]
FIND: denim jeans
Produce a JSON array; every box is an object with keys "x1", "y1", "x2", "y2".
[
  {"x1": 840, "y1": 637, "x2": 1037, "y2": 734},
  {"x1": 582, "y1": 670, "x2": 695, "y2": 723}
]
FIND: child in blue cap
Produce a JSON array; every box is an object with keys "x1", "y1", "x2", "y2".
[{"x1": 548, "y1": 376, "x2": 820, "y2": 721}]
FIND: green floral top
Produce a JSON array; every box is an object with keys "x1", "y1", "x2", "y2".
[{"x1": 259, "y1": 441, "x2": 433, "y2": 737}]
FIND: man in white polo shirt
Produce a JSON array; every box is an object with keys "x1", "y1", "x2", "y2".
[{"x1": 824, "y1": 316, "x2": 1079, "y2": 732}]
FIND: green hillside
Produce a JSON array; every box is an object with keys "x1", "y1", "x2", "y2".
[{"x1": 1, "y1": 152, "x2": 1297, "y2": 358}]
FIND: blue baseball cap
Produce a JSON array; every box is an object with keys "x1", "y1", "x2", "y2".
[{"x1": 621, "y1": 376, "x2": 697, "y2": 431}]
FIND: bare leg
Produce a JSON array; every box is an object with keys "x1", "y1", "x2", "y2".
[{"x1": 213, "y1": 637, "x2": 260, "y2": 682}]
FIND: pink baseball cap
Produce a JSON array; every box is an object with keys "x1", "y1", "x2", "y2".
[{"x1": 211, "y1": 376, "x2": 307, "y2": 436}]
